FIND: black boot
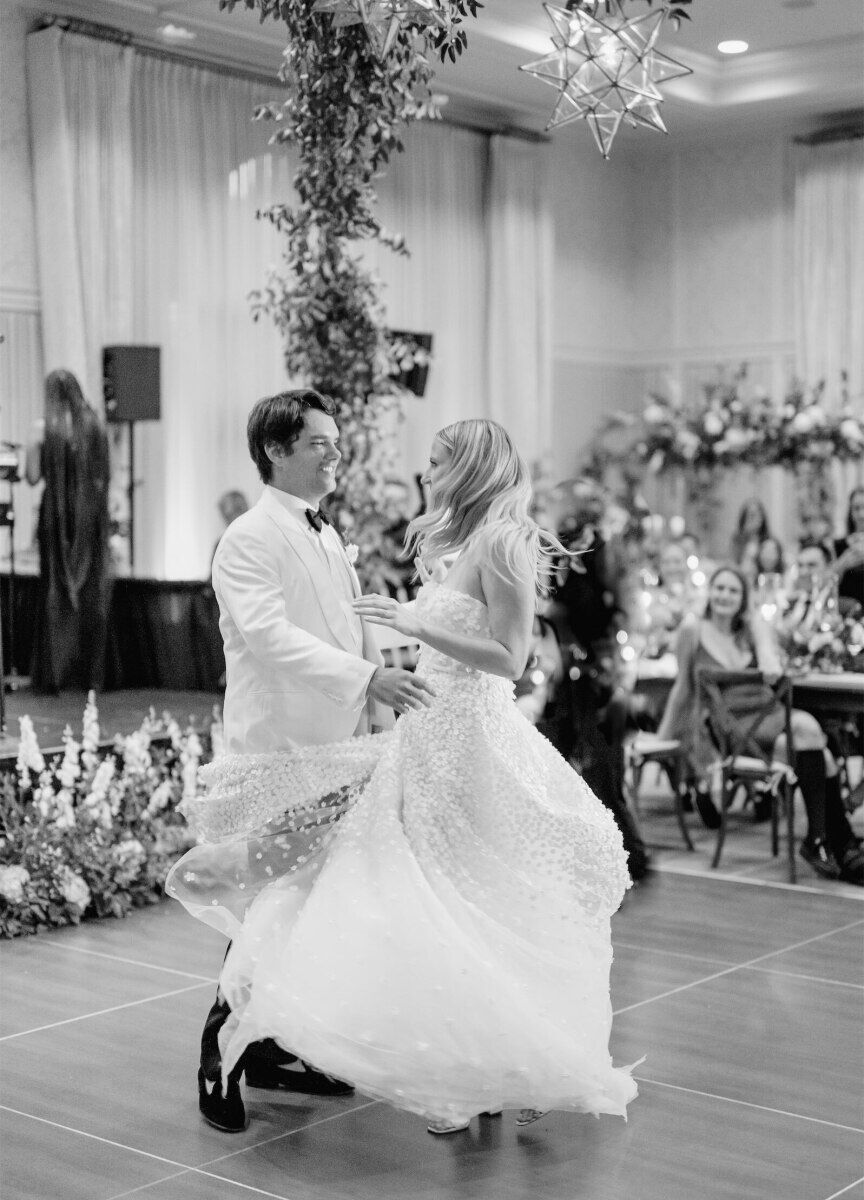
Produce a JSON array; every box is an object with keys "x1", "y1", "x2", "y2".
[
  {"x1": 198, "y1": 1068, "x2": 247, "y2": 1133},
  {"x1": 796, "y1": 750, "x2": 841, "y2": 880}
]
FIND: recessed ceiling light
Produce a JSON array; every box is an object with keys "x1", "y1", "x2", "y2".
[
  {"x1": 717, "y1": 40, "x2": 749, "y2": 55},
  {"x1": 159, "y1": 24, "x2": 196, "y2": 41}
]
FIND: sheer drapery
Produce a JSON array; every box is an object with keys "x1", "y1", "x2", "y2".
[
  {"x1": 485, "y1": 134, "x2": 552, "y2": 469},
  {"x1": 793, "y1": 139, "x2": 864, "y2": 405},
  {"x1": 27, "y1": 28, "x2": 134, "y2": 403},
  {"x1": 793, "y1": 139, "x2": 864, "y2": 519},
  {"x1": 27, "y1": 30, "x2": 552, "y2": 577}
]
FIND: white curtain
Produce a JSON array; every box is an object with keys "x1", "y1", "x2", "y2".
[
  {"x1": 27, "y1": 31, "x2": 553, "y2": 577},
  {"x1": 27, "y1": 29, "x2": 134, "y2": 404},
  {"x1": 486, "y1": 134, "x2": 552, "y2": 469},
  {"x1": 793, "y1": 139, "x2": 864, "y2": 525},
  {"x1": 794, "y1": 139, "x2": 864, "y2": 405}
]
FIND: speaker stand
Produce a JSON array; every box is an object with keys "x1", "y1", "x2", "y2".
[{"x1": 127, "y1": 420, "x2": 136, "y2": 573}]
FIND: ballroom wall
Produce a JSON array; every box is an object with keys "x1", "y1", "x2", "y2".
[{"x1": 0, "y1": 2, "x2": 844, "y2": 568}]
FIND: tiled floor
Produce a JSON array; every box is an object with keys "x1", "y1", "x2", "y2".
[{"x1": 1, "y1": 873, "x2": 862, "y2": 1200}]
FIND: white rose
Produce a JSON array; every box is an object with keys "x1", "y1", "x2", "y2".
[
  {"x1": 57, "y1": 867, "x2": 91, "y2": 912},
  {"x1": 840, "y1": 417, "x2": 864, "y2": 444},
  {"x1": 344, "y1": 543, "x2": 359, "y2": 565},
  {"x1": 807, "y1": 405, "x2": 826, "y2": 426},
  {"x1": 643, "y1": 403, "x2": 667, "y2": 424},
  {"x1": 0, "y1": 864, "x2": 30, "y2": 904},
  {"x1": 791, "y1": 411, "x2": 813, "y2": 434},
  {"x1": 703, "y1": 413, "x2": 725, "y2": 437}
]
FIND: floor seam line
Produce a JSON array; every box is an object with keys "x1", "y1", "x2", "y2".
[
  {"x1": 651, "y1": 862, "x2": 864, "y2": 898},
  {"x1": 614, "y1": 916, "x2": 864, "y2": 1015},
  {"x1": 824, "y1": 1175, "x2": 864, "y2": 1200},
  {"x1": 0, "y1": 981, "x2": 213, "y2": 1041},
  {"x1": 35, "y1": 938, "x2": 218, "y2": 983},
  {"x1": 633, "y1": 1077, "x2": 864, "y2": 1134},
  {"x1": 0, "y1": 1104, "x2": 196, "y2": 1170},
  {"x1": 196, "y1": 1099, "x2": 382, "y2": 1170},
  {"x1": 104, "y1": 1167, "x2": 193, "y2": 1200}
]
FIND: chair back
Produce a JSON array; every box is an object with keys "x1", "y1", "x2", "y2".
[{"x1": 696, "y1": 668, "x2": 794, "y2": 768}]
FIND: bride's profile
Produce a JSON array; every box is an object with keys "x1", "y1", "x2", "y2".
[{"x1": 168, "y1": 418, "x2": 640, "y2": 1134}]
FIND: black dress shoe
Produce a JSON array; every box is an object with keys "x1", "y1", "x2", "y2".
[
  {"x1": 245, "y1": 1060, "x2": 354, "y2": 1096},
  {"x1": 693, "y1": 786, "x2": 721, "y2": 830},
  {"x1": 198, "y1": 1068, "x2": 248, "y2": 1132},
  {"x1": 799, "y1": 838, "x2": 841, "y2": 880},
  {"x1": 838, "y1": 845, "x2": 864, "y2": 886}
]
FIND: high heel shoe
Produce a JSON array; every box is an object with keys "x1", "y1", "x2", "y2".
[
  {"x1": 427, "y1": 1117, "x2": 470, "y2": 1135},
  {"x1": 799, "y1": 838, "x2": 841, "y2": 880},
  {"x1": 515, "y1": 1108, "x2": 549, "y2": 1127}
]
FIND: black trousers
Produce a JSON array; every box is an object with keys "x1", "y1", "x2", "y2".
[
  {"x1": 200, "y1": 953, "x2": 297, "y2": 1084},
  {"x1": 538, "y1": 679, "x2": 649, "y2": 879}
]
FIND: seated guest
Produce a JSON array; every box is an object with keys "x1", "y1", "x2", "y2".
[
  {"x1": 730, "y1": 498, "x2": 771, "y2": 580},
  {"x1": 638, "y1": 541, "x2": 706, "y2": 661},
  {"x1": 754, "y1": 535, "x2": 785, "y2": 581},
  {"x1": 654, "y1": 564, "x2": 862, "y2": 884},
  {"x1": 834, "y1": 486, "x2": 864, "y2": 611}
]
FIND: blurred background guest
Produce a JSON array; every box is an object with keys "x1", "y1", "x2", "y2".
[
  {"x1": 730, "y1": 498, "x2": 771, "y2": 579},
  {"x1": 25, "y1": 369, "x2": 111, "y2": 694},
  {"x1": 654, "y1": 564, "x2": 861, "y2": 884},
  {"x1": 834, "y1": 486, "x2": 864, "y2": 612},
  {"x1": 211, "y1": 488, "x2": 249, "y2": 571},
  {"x1": 754, "y1": 535, "x2": 786, "y2": 581},
  {"x1": 540, "y1": 478, "x2": 650, "y2": 881}
]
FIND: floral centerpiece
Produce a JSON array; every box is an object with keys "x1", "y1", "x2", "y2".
[{"x1": 0, "y1": 694, "x2": 215, "y2": 938}]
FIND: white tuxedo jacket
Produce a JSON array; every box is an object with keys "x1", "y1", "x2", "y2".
[{"x1": 212, "y1": 487, "x2": 391, "y2": 753}]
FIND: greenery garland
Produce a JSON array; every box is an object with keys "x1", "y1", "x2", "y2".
[{"x1": 220, "y1": 0, "x2": 480, "y2": 582}]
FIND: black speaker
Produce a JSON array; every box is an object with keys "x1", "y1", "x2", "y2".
[
  {"x1": 103, "y1": 345, "x2": 161, "y2": 422},
  {"x1": 390, "y1": 331, "x2": 433, "y2": 397}
]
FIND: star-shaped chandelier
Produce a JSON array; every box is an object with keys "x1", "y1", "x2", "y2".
[
  {"x1": 312, "y1": 0, "x2": 450, "y2": 59},
  {"x1": 520, "y1": 1, "x2": 692, "y2": 157}
]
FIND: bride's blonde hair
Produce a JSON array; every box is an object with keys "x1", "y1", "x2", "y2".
[{"x1": 406, "y1": 419, "x2": 564, "y2": 597}]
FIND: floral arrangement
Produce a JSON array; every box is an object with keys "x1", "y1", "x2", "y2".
[
  {"x1": 221, "y1": 0, "x2": 480, "y2": 586},
  {"x1": 637, "y1": 369, "x2": 864, "y2": 474},
  {"x1": 0, "y1": 694, "x2": 216, "y2": 939},
  {"x1": 779, "y1": 600, "x2": 864, "y2": 675}
]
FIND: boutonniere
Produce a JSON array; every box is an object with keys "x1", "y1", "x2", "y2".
[{"x1": 344, "y1": 543, "x2": 359, "y2": 565}]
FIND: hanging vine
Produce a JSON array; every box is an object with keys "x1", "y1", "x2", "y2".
[{"x1": 219, "y1": 0, "x2": 480, "y2": 581}]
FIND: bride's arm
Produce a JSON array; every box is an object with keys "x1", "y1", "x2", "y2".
[{"x1": 353, "y1": 545, "x2": 535, "y2": 681}]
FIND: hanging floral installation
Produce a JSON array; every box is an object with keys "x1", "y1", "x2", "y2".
[
  {"x1": 219, "y1": 0, "x2": 480, "y2": 583},
  {"x1": 0, "y1": 695, "x2": 217, "y2": 938},
  {"x1": 521, "y1": 0, "x2": 693, "y2": 157}
]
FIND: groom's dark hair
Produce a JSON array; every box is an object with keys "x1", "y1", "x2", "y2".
[{"x1": 247, "y1": 389, "x2": 336, "y2": 483}]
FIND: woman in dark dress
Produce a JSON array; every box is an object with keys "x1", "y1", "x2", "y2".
[
  {"x1": 655, "y1": 565, "x2": 862, "y2": 884},
  {"x1": 25, "y1": 369, "x2": 111, "y2": 693},
  {"x1": 833, "y1": 486, "x2": 864, "y2": 611}
]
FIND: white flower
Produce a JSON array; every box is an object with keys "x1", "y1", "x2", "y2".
[
  {"x1": 703, "y1": 412, "x2": 725, "y2": 437},
  {"x1": 81, "y1": 691, "x2": 100, "y2": 766},
  {"x1": 122, "y1": 730, "x2": 152, "y2": 775},
  {"x1": 791, "y1": 411, "x2": 813, "y2": 435},
  {"x1": 57, "y1": 867, "x2": 90, "y2": 912},
  {"x1": 807, "y1": 404, "x2": 827, "y2": 426},
  {"x1": 112, "y1": 837, "x2": 145, "y2": 884},
  {"x1": 16, "y1": 715, "x2": 45, "y2": 788},
  {"x1": 145, "y1": 780, "x2": 174, "y2": 818},
  {"x1": 677, "y1": 431, "x2": 700, "y2": 460},
  {"x1": 57, "y1": 726, "x2": 81, "y2": 789},
  {"x1": 648, "y1": 450, "x2": 665, "y2": 473},
  {"x1": 643, "y1": 403, "x2": 666, "y2": 425},
  {"x1": 344, "y1": 542, "x2": 359, "y2": 565},
  {"x1": 839, "y1": 417, "x2": 864, "y2": 444},
  {"x1": 0, "y1": 864, "x2": 30, "y2": 904}
]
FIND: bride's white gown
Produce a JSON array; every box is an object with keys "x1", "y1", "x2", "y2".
[{"x1": 168, "y1": 581, "x2": 639, "y2": 1123}]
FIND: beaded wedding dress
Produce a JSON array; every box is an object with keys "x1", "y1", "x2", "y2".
[{"x1": 168, "y1": 580, "x2": 639, "y2": 1123}]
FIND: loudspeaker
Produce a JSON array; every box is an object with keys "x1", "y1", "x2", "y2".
[
  {"x1": 103, "y1": 346, "x2": 161, "y2": 423},
  {"x1": 390, "y1": 331, "x2": 433, "y2": 398}
]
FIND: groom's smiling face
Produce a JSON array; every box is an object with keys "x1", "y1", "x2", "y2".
[{"x1": 268, "y1": 409, "x2": 341, "y2": 506}]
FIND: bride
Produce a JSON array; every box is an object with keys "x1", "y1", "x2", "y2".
[{"x1": 169, "y1": 419, "x2": 639, "y2": 1134}]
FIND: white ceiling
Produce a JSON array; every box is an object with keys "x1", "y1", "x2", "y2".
[{"x1": 19, "y1": 0, "x2": 864, "y2": 141}]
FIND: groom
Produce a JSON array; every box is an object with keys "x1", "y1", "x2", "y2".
[{"x1": 199, "y1": 388, "x2": 434, "y2": 1132}]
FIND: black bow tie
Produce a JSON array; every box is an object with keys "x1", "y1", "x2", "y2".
[{"x1": 305, "y1": 508, "x2": 331, "y2": 534}]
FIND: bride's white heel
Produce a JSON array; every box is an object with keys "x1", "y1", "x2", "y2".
[
  {"x1": 515, "y1": 1108, "x2": 549, "y2": 1127},
  {"x1": 427, "y1": 1117, "x2": 470, "y2": 1135}
]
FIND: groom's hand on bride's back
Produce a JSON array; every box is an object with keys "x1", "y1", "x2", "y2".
[{"x1": 368, "y1": 667, "x2": 435, "y2": 714}]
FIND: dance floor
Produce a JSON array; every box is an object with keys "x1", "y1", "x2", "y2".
[{"x1": 2, "y1": 872, "x2": 862, "y2": 1200}]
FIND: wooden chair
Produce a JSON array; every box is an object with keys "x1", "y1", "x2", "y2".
[
  {"x1": 625, "y1": 733, "x2": 694, "y2": 851},
  {"x1": 695, "y1": 668, "x2": 797, "y2": 881}
]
